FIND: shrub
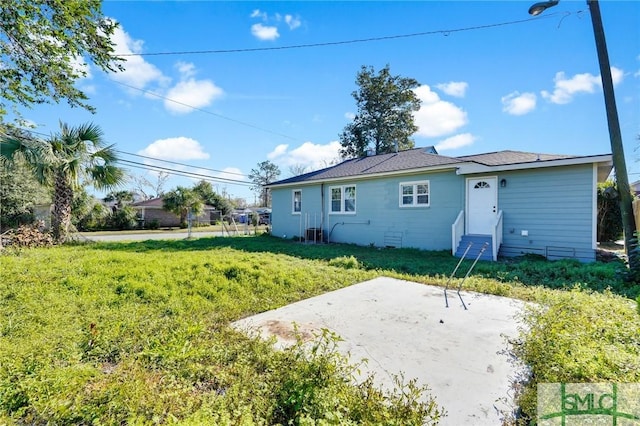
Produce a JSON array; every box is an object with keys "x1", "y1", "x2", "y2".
[
  {"x1": 328, "y1": 255, "x2": 360, "y2": 269},
  {"x1": 597, "y1": 181, "x2": 623, "y2": 242},
  {"x1": 508, "y1": 289, "x2": 640, "y2": 424},
  {"x1": 107, "y1": 206, "x2": 138, "y2": 230}
]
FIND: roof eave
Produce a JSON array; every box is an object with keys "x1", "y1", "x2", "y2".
[
  {"x1": 267, "y1": 164, "x2": 460, "y2": 189},
  {"x1": 456, "y1": 154, "x2": 613, "y2": 175}
]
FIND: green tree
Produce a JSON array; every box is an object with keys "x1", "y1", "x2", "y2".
[
  {"x1": 339, "y1": 65, "x2": 421, "y2": 158},
  {"x1": 192, "y1": 180, "x2": 233, "y2": 216},
  {"x1": 0, "y1": 0, "x2": 123, "y2": 121},
  {"x1": 162, "y1": 186, "x2": 204, "y2": 228},
  {"x1": 0, "y1": 122, "x2": 125, "y2": 242},
  {"x1": 249, "y1": 160, "x2": 280, "y2": 207},
  {"x1": 0, "y1": 153, "x2": 50, "y2": 230},
  {"x1": 72, "y1": 188, "x2": 110, "y2": 231},
  {"x1": 104, "y1": 190, "x2": 135, "y2": 208},
  {"x1": 597, "y1": 180, "x2": 623, "y2": 242}
]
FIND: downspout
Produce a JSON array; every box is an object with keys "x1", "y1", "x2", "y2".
[{"x1": 320, "y1": 183, "x2": 325, "y2": 241}]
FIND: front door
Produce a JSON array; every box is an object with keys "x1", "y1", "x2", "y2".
[{"x1": 467, "y1": 177, "x2": 497, "y2": 234}]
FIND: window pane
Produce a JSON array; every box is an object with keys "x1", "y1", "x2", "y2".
[
  {"x1": 331, "y1": 188, "x2": 341, "y2": 201},
  {"x1": 417, "y1": 184, "x2": 428, "y2": 194},
  {"x1": 402, "y1": 185, "x2": 413, "y2": 195},
  {"x1": 331, "y1": 188, "x2": 341, "y2": 212},
  {"x1": 417, "y1": 195, "x2": 428, "y2": 204},
  {"x1": 345, "y1": 186, "x2": 356, "y2": 199},
  {"x1": 345, "y1": 199, "x2": 355, "y2": 212},
  {"x1": 402, "y1": 196, "x2": 413, "y2": 205}
]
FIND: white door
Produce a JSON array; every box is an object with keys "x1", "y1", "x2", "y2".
[{"x1": 467, "y1": 177, "x2": 497, "y2": 235}]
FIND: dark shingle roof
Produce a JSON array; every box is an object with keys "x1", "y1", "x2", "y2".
[
  {"x1": 456, "y1": 150, "x2": 576, "y2": 166},
  {"x1": 269, "y1": 148, "x2": 607, "y2": 186},
  {"x1": 270, "y1": 148, "x2": 462, "y2": 186}
]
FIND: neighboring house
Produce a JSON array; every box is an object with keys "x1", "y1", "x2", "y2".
[
  {"x1": 630, "y1": 180, "x2": 640, "y2": 197},
  {"x1": 268, "y1": 147, "x2": 612, "y2": 262},
  {"x1": 130, "y1": 197, "x2": 218, "y2": 228}
]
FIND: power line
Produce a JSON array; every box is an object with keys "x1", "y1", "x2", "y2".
[
  {"x1": 18, "y1": 129, "x2": 253, "y2": 180},
  {"x1": 9, "y1": 128, "x2": 253, "y2": 187},
  {"x1": 115, "y1": 149, "x2": 248, "y2": 177},
  {"x1": 110, "y1": 80, "x2": 299, "y2": 141},
  {"x1": 116, "y1": 158, "x2": 252, "y2": 186},
  {"x1": 116, "y1": 13, "x2": 565, "y2": 57}
]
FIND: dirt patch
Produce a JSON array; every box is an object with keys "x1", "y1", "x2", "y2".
[
  {"x1": 263, "y1": 320, "x2": 317, "y2": 344},
  {"x1": 597, "y1": 241, "x2": 626, "y2": 263}
]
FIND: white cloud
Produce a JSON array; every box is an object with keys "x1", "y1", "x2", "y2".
[
  {"x1": 164, "y1": 79, "x2": 224, "y2": 114},
  {"x1": 268, "y1": 141, "x2": 341, "y2": 169},
  {"x1": 138, "y1": 137, "x2": 210, "y2": 160},
  {"x1": 501, "y1": 91, "x2": 537, "y2": 115},
  {"x1": 110, "y1": 26, "x2": 168, "y2": 89},
  {"x1": 251, "y1": 23, "x2": 279, "y2": 41},
  {"x1": 435, "y1": 133, "x2": 477, "y2": 151},
  {"x1": 436, "y1": 81, "x2": 468, "y2": 98},
  {"x1": 175, "y1": 61, "x2": 196, "y2": 79},
  {"x1": 344, "y1": 112, "x2": 355, "y2": 121},
  {"x1": 250, "y1": 9, "x2": 266, "y2": 19},
  {"x1": 70, "y1": 55, "x2": 91, "y2": 79},
  {"x1": 541, "y1": 67, "x2": 624, "y2": 104},
  {"x1": 267, "y1": 144, "x2": 289, "y2": 160},
  {"x1": 413, "y1": 85, "x2": 468, "y2": 138},
  {"x1": 285, "y1": 14, "x2": 302, "y2": 30}
]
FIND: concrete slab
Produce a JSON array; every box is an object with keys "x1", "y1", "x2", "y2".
[{"x1": 233, "y1": 277, "x2": 526, "y2": 425}]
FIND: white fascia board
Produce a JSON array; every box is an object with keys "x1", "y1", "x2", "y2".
[
  {"x1": 267, "y1": 165, "x2": 460, "y2": 189},
  {"x1": 456, "y1": 155, "x2": 613, "y2": 175}
]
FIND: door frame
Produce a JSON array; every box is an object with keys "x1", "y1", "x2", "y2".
[{"x1": 465, "y1": 176, "x2": 498, "y2": 235}]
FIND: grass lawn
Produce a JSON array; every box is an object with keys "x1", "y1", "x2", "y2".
[{"x1": 1, "y1": 235, "x2": 638, "y2": 425}]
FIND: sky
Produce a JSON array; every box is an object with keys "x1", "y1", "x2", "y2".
[{"x1": 14, "y1": 0, "x2": 640, "y2": 204}]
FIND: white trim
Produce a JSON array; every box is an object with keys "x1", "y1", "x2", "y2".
[
  {"x1": 465, "y1": 176, "x2": 498, "y2": 234},
  {"x1": 291, "y1": 189, "x2": 302, "y2": 215},
  {"x1": 398, "y1": 180, "x2": 430, "y2": 208},
  {"x1": 457, "y1": 155, "x2": 613, "y2": 175},
  {"x1": 267, "y1": 155, "x2": 613, "y2": 189},
  {"x1": 592, "y1": 163, "x2": 597, "y2": 250},
  {"x1": 328, "y1": 184, "x2": 357, "y2": 215},
  {"x1": 267, "y1": 166, "x2": 459, "y2": 189}
]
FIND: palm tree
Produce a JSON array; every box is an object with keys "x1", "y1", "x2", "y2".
[
  {"x1": 0, "y1": 122, "x2": 125, "y2": 242},
  {"x1": 162, "y1": 186, "x2": 204, "y2": 228}
]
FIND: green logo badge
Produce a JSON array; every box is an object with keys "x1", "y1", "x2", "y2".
[{"x1": 538, "y1": 383, "x2": 640, "y2": 425}]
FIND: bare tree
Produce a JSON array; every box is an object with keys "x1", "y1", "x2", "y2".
[
  {"x1": 288, "y1": 164, "x2": 308, "y2": 177},
  {"x1": 131, "y1": 172, "x2": 169, "y2": 200}
]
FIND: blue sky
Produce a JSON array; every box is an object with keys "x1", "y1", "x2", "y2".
[{"x1": 16, "y1": 1, "x2": 640, "y2": 203}]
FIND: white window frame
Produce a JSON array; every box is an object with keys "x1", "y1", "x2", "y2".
[
  {"x1": 292, "y1": 189, "x2": 302, "y2": 214},
  {"x1": 329, "y1": 185, "x2": 356, "y2": 214},
  {"x1": 399, "y1": 180, "x2": 430, "y2": 208}
]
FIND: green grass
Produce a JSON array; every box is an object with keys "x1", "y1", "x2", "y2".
[{"x1": 0, "y1": 235, "x2": 638, "y2": 424}]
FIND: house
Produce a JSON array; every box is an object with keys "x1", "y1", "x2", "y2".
[
  {"x1": 130, "y1": 197, "x2": 219, "y2": 228},
  {"x1": 267, "y1": 147, "x2": 613, "y2": 262}
]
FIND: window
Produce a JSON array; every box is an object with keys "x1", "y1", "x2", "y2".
[
  {"x1": 292, "y1": 190, "x2": 302, "y2": 213},
  {"x1": 330, "y1": 185, "x2": 356, "y2": 214},
  {"x1": 399, "y1": 181, "x2": 430, "y2": 207}
]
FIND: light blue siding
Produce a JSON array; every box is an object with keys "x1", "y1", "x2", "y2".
[
  {"x1": 495, "y1": 164, "x2": 596, "y2": 262},
  {"x1": 272, "y1": 163, "x2": 597, "y2": 262},
  {"x1": 272, "y1": 170, "x2": 465, "y2": 250}
]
